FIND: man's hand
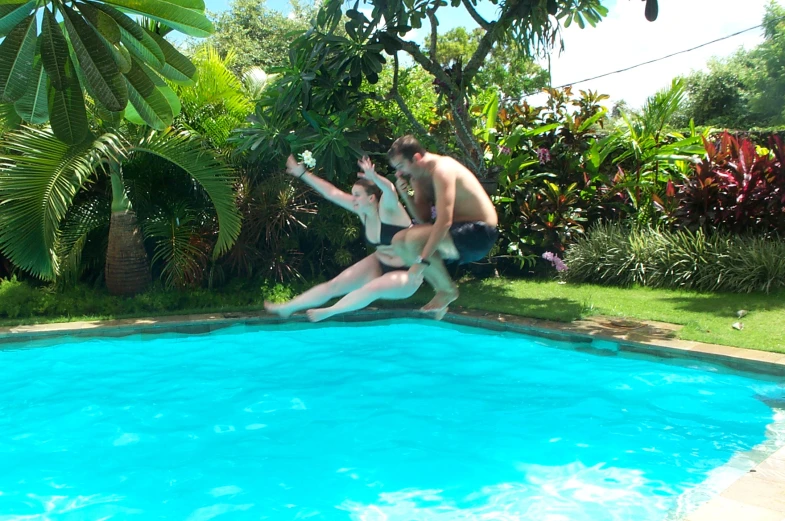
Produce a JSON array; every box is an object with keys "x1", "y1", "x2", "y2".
[
  {"x1": 395, "y1": 172, "x2": 411, "y2": 193},
  {"x1": 285, "y1": 155, "x2": 306, "y2": 178}
]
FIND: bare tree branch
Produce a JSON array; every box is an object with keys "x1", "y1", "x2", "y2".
[
  {"x1": 461, "y1": 0, "x2": 491, "y2": 30},
  {"x1": 386, "y1": 54, "x2": 449, "y2": 156},
  {"x1": 426, "y1": 3, "x2": 439, "y2": 62},
  {"x1": 463, "y1": 0, "x2": 527, "y2": 85},
  {"x1": 447, "y1": 98, "x2": 483, "y2": 174},
  {"x1": 392, "y1": 34, "x2": 457, "y2": 92}
]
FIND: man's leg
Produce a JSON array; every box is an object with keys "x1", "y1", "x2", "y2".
[{"x1": 391, "y1": 225, "x2": 460, "y2": 312}]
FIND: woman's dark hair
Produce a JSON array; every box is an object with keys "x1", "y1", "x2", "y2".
[{"x1": 353, "y1": 178, "x2": 382, "y2": 201}]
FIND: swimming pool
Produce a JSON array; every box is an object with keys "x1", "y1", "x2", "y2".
[{"x1": 0, "y1": 319, "x2": 782, "y2": 520}]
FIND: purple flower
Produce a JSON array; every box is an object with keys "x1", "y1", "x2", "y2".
[
  {"x1": 542, "y1": 251, "x2": 567, "y2": 272},
  {"x1": 537, "y1": 147, "x2": 551, "y2": 164},
  {"x1": 500, "y1": 146, "x2": 511, "y2": 155}
]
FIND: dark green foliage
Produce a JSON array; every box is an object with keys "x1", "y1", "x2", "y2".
[
  {"x1": 205, "y1": 0, "x2": 315, "y2": 75},
  {"x1": 0, "y1": 275, "x2": 293, "y2": 321},
  {"x1": 564, "y1": 224, "x2": 785, "y2": 293},
  {"x1": 676, "y1": 2, "x2": 785, "y2": 129}
]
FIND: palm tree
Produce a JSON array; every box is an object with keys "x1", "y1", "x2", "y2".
[{"x1": 0, "y1": 126, "x2": 242, "y2": 295}]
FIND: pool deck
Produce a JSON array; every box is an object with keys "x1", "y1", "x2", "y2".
[{"x1": 1, "y1": 307, "x2": 784, "y2": 520}]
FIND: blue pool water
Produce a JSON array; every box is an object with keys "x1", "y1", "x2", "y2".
[{"x1": 0, "y1": 319, "x2": 782, "y2": 520}]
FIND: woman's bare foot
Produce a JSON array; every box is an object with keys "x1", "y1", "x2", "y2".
[
  {"x1": 264, "y1": 301, "x2": 294, "y2": 319},
  {"x1": 306, "y1": 308, "x2": 332, "y2": 322},
  {"x1": 421, "y1": 287, "x2": 459, "y2": 313}
]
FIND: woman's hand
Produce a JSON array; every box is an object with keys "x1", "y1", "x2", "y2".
[
  {"x1": 285, "y1": 155, "x2": 306, "y2": 178},
  {"x1": 357, "y1": 156, "x2": 380, "y2": 182}
]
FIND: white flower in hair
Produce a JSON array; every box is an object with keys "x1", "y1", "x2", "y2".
[{"x1": 299, "y1": 150, "x2": 316, "y2": 169}]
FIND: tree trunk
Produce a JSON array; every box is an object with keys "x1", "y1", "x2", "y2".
[{"x1": 105, "y1": 166, "x2": 151, "y2": 296}]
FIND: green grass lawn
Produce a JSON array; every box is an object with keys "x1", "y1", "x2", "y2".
[
  {"x1": 445, "y1": 278, "x2": 785, "y2": 353},
  {"x1": 1, "y1": 277, "x2": 783, "y2": 353}
]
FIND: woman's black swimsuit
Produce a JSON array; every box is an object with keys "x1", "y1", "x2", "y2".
[{"x1": 365, "y1": 222, "x2": 410, "y2": 274}]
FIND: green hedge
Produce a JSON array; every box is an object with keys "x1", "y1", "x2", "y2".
[
  {"x1": 563, "y1": 224, "x2": 785, "y2": 293},
  {"x1": 0, "y1": 278, "x2": 295, "y2": 322}
]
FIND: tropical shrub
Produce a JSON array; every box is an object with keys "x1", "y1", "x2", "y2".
[
  {"x1": 669, "y1": 132, "x2": 785, "y2": 235},
  {"x1": 484, "y1": 87, "x2": 615, "y2": 269},
  {"x1": 564, "y1": 223, "x2": 785, "y2": 293}
]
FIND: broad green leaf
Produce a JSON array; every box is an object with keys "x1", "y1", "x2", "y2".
[
  {"x1": 77, "y1": 1, "x2": 121, "y2": 44},
  {"x1": 90, "y1": 2, "x2": 166, "y2": 70},
  {"x1": 146, "y1": 29, "x2": 196, "y2": 84},
  {"x1": 41, "y1": 8, "x2": 70, "y2": 91},
  {"x1": 124, "y1": 57, "x2": 173, "y2": 129},
  {"x1": 77, "y1": 2, "x2": 131, "y2": 74},
  {"x1": 102, "y1": 0, "x2": 213, "y2": 37},
  {"x1": 0, "y1": 14, "x2": 36, "y2": 102},
  {"x1": 0, "y1": 1, "x2": 34, "y2": 38},
  {"x1": 14, "y1": 58, "x2": 49, "y2": 124},
  {"x1": 153, "y1": 0, "x2": 204, "y2": 9},
  {"x1": 123, "y1": 97, "x2": 147, "y2": 125},
  {"x1": 61, "y1": 3, "x2": 127, "y2": 112},
  {"x1": 111, "y1": 42, "x2": 133, "y2": 74},
  {"x1": 48, "y1": 57, "x2": 89, "y2": 145},
  {"x1": 143, "y1": 64, "x2": 181, "y2": 116},
  {"x1": 119, "y1": 27, "x2": 165, "y2": 70}
]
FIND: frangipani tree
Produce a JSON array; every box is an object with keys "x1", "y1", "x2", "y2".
[
  {"x1": 0, "y1": 0, "x2": 213, "y2": 144},
  {"x1": 234, "y1": 0, "x2": 659, "y2": 179}
]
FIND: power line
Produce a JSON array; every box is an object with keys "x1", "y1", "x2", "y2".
[{"x1": 550, "y1": 20, "x2": 773, "y2": 90}]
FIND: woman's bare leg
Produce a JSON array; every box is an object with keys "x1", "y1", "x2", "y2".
[
  {"x1": 306, "y1": 271, "x2": 422, "y2": 322},
  {"x1": 264, "y1": 254, "x2": 381, "y2": 318},
  {"x1": 391, "y1": 226, "x2": 459, "y2": 312}
]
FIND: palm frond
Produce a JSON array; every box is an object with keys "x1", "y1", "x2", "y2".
[
  {"x1": 57, "y1": 197, "x2": 111, "y2": 287},
  {"x1": 144, "y1": 206, "x2": 208, "y2": 288},
  {"x1": 130, "y1": 130, "x2": 242, "y2": 258},
  {"x1": 0, "y1": 127, "x2": 125, "y2": 279}
]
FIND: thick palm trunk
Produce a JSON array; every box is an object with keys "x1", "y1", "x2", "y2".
[{"x1": 105, "y1": 166, "x2": 151, "y2": 296}]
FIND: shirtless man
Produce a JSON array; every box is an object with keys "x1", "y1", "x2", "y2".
[{"x1": 388, "y1": 135, "x2": 499, "y2": 313}]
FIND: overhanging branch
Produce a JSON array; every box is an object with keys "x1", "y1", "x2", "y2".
[
  {"x1": 463, "y1": 0, "x2": 529, "y2": 85},
  {"x1": 393, "y1": 34, "x2": 457, "y2": 92},
  {"x1": 461, "y1": 0, "x2": 491, "y2": 30},
  {"x1": 426, "y1": 3, "x2": 439, "y2": 62}
]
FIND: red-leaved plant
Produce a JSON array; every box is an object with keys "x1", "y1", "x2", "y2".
[{"x1": 674, "y1": 132, "x2": 785, "y2": 235}]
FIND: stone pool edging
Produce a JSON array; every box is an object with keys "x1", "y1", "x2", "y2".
[
  {"x1": 1, "y1": 307, "x2": 784, "y2": 521},
  {"x1": 1, "y1": 306, "x2": 784, "y2": 375}
]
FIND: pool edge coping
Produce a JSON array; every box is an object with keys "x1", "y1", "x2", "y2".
[
  {"x1": 0, "y1": 308, "x2": 784, "y2": 520},
  {"x1": 2, "y1": 307, "x2": 783, "y2": 375}
]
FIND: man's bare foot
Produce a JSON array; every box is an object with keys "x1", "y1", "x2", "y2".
[
  {"x1": 306, "y1": 308, "x2": 331, "y2": 322},
  {"x1": 264, "y1": 300, "x2": 294, "y2": 319},
  {"x1": 421, "y1": 288, "x2": 459, "y2": 312}
]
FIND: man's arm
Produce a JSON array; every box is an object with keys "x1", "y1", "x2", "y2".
[
  {"x1": 411, "y1": 177, "x2": 434, "y2": 224},
  {"x1": 418, "y1": 169, "x2": 455, "y2": 261}
]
